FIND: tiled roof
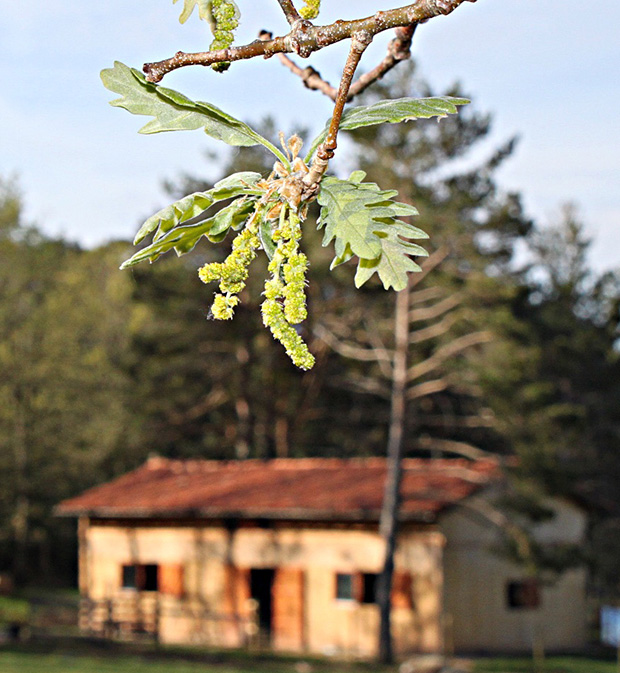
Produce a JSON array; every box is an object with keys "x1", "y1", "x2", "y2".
[{"x1": 56, "y1": 457, "x2": 500, "y2": 523}]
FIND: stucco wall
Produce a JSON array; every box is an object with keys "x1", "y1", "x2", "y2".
[
  {"x1": 81, "y1": 520, "x2": 444, "y2": 657},
  {"x1": 440, "y1": 498, "x2": 587, "y2": 653}
]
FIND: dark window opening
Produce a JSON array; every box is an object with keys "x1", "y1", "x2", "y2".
[
  {"x1": 335, "y1": 573, "x2": 354, "y2": 601},
  {"x1": 361, "y1": 573, "x2": 378, "y2": 604},
  {"x1": 121, "y1": 564, "x2": 159, "y2": 592},
  {"x1": 507, "y1": 579, "x2": 540, "y2": 609},
  {"x1": 143, "y1": 564, "x2": 159, "y2": 591}
]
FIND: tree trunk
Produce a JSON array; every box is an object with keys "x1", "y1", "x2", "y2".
[
  {"x1": 377, "y1": 279, "x2": 411, "y2": 664},
  {"x1": 234, "y1": 344, "x2": 251, "y2": 459}
]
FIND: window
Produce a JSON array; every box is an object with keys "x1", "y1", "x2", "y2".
[
  {"x1": 507, "y1": 579, "x2": 540, "y2": 609},
  {"x1": 333, "y1": 572, "x2": 376, "y2": 603},
  {"x1": 121, "y1": 564, "x2": 159, "y2": 592},
  {"x1": 334, "y1": 571, "x2": 413, "y2": 608},
  {"x1": 335, "y1": 573, "x2": 355, "y2": 601},
  {"x1": 122, "y1": 564, "x2": 137, "y2": 589}
]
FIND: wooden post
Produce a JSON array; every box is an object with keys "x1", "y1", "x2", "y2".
[{"x1": 77, "y1": 516, "x2": 90, "y2": 597}]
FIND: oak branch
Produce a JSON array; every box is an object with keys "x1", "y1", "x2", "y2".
[{"x1": 143, "y1": 0, "x2": 477, "y2": 83}]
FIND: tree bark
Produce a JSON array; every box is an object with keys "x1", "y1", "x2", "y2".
[
  {"x1": 377, "y1": 277, "x2": 411, "y2": 664},
  {"x1": 234, "y1": 344, "x2": 251, "y2": 459}
]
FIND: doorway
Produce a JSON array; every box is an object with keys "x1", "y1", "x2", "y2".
[{"x1": 250, "y1": 568, "x2": 275, "y2": 637}]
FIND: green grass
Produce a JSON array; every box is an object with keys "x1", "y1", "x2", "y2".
[
  {"x1": 0, "y1": 643, "x2": 616, "y2": 673},
  {"x1": 0, "y1": 596, "x2": 30, "y2": 624},
  {"x1": 473, "y1": 655, "x2": 618, "y2": 673},
  {"x1": 0, "y1": 650, "x2": 235, "y2": 673},
  {"x1": 0, "y1": 639, "x2": 390, "y2": 673},
  {"x1": 0, "y1": 650, "x2": 308, "y2": 673}
]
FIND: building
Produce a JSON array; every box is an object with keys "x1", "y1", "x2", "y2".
[{"x1": 57, "y1": 457, "x2": 587, "y2": 657}]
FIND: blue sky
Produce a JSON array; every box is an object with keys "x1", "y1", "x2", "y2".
[{"x1": 3, "y1": 1, "x2": 619, "y2": 270}]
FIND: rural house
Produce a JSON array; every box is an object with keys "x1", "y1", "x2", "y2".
[{"x1": 57, "y1": 457, "x2": 587, "y2": 657}]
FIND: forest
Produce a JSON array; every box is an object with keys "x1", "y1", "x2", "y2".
[{"x1": 1, "y1": 63, "x2": 619, "y2": 601}]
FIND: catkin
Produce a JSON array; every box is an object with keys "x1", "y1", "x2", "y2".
[
  {"x1": 209, "y1": 0, "x2": 240, "y2": 72},
  {"x1": 299, "y1": 0, "x2": 321, "y2": 20}
]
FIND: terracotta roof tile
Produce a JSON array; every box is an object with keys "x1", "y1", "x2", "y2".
[{"x1": 57, "y1": 457, "x2": 500, "y2": 523}]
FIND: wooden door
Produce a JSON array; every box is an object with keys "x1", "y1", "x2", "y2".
[
  {"x1": 224, "y1": 565, "x2": 251, "y2": 615},
  {"x1": 272, "y1": 567, "x2": 305, "y2": 651},
  {"x1": 159, "y1": 564, "x2": 184, "y2": 597},
  {"x1": 223, "y1": 565, "x2": 252, "y2": 646}
]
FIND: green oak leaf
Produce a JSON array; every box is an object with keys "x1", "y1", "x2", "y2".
[
  {"x1": 259, "y1": 218, "x2": 277, "y2": 261},
  {"x1": 317, "y1": 173, "x2": 428, "y2": 291},
  {"x1": 338, "y1": 96, "x2": 469, "y2": 129},
  {"x1": 133, "y1": 171, "x2": 262, "y2": 245},
  {"x1": 173, "y1": 0, "x2": 240, "y2": 28},
  {"x1": 122, "y1": 220, "x2": 213, "y2": 268},
  {"x1": 307, "y1": 96, "x2": 469, "y2": 159},
  {"x1": 206, "y1": 195, "x2": 256, "y2": 242},
  {"x1": 120, "y1": 196, "x2": 257, "y2": 268},
  {"x1": 100, "y1": 62, "x2": 288, "y2": 164},
  {"x1": 173, "y1": 0, "x2": 212, "y2": 24},
  {"x1": 353, "y1": 233, "x2": 425, "y2": 291}
]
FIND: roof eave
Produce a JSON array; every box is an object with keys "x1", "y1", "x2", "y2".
[{"x1": 55, "y1": 506, "x2": 438, "y2": 524}]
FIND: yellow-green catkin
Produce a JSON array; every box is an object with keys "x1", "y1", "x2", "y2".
[
  {"x1": 261, "y1": 207, "x2": 314, "y2": 370},
  {"x1": 211, "y1": 293, "x2": 239, "y2": 320},
  {"x1": 198, "y1": 224, "x2": 260, "y2": 320},
  {"x1": 198, "y1": 192, "x2": 314, "y2": 369},
  {"x1": 261, "y1": 298, "x2": 314, "y2": 370},
  {"x1": 209, "y1": 0, "x2": 239, "y2": 72},
  {"x1": 283, "y1": 253, "x2": 308, "y2": 324},
  {"x1": 299, "y1": 0, "x2": 321, "y2": 20}
]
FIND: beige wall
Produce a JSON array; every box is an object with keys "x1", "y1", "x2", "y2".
[
  {"x1": 81, "y1": 520, "x2": 444, "y2": 657},
  {"x1": 440, "y1": 498, "x2": 588, "y2": 653}
]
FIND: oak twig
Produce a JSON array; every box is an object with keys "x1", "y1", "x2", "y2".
[
  {"x1": 322, "y1": 32, "x2": 373, "y2": 153},
  {"x1": 259, "y1": 30, "x2": 338, "y2": 100},
  {"x1": 143, "y1": 0, "x2": 477, "y2": 83},
  {"x1": 278, "y1": 56, "x2": 339, "y2": 101},
  {"x1": 347, "y1": 24, "x2": 417, "y2": 100},
  {"x1": 303, "y1": 30, "x2": 372, "y2": 192},
  {"x1": 270, "y1": 23, "x2": 416, "y2": 103},
  {"x1": 276, "y1": 0, "x2": 302, "y2": 25}
]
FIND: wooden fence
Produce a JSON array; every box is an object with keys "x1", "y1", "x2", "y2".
[{"x1": 79, "y1": 595, "x2": 260, "y2": 646}]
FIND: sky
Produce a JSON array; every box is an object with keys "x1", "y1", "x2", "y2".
[{"x1": 3, "y1": 1, "x2": 619, "y2": 271}]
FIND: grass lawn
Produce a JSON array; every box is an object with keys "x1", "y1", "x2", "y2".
[
  {"x1": 0, "y1": 641, "x2": 617, "y2": 673},
  {"x1": 473, "y1": 655, "x2": 618, "y2": 673},
  {"x1": 0, "y1": 650, "x2": 238, "y2": 673},
  {"x1": 0, "y1": 639, "x2": 389, "y2": 673}
]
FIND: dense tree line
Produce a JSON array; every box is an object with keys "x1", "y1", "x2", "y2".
[{"x1": 1, "y1": 65, "x2": 619, "y2": 595}]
